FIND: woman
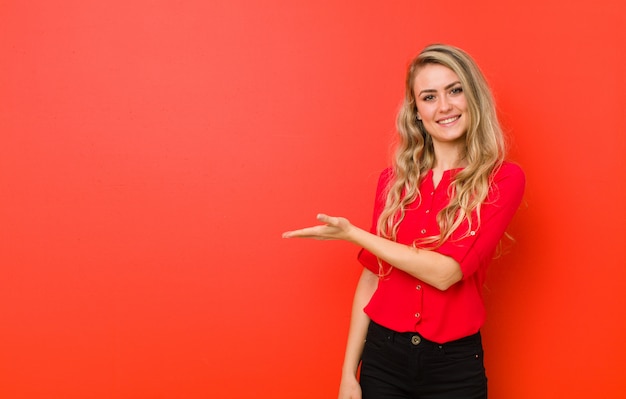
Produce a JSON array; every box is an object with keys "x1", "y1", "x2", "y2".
[{"x1": 283, "y1": 44, "x2": 525, "y2": 399}]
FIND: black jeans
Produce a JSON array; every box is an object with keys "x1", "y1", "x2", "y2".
[{"x1": 360, "y1": 321, "x2": 487, "y2": 399}]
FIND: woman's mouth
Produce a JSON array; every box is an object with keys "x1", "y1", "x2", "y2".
[{"x1": 437, "y1": 115, "x2": 460, "y2": 125}]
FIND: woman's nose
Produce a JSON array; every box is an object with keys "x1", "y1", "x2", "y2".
[{"x1": 438, "y1": 96, "x2": 452, "y2": 111}]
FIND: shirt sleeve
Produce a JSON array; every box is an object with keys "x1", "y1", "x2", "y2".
[
  {"x1": 357, "y1": 168, "x2": 393, "y2": 274},
  {"x1": 434, "y1": 162, "x2": 526, "y2": 279}
]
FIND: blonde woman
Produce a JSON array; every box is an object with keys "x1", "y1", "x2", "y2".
[{"x1": 283, "y1": 44, "x2": 525, "y2": 399}]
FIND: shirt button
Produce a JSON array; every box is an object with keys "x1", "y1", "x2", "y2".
[
  {"x1": 415, "y1": 312, "x2": 421, "y2": 318},
  {"x1": 430, "y1": 192, "x2": 434, "y2": 196},
  {"x1": 416, "y1": 285, "x2": 422, "y2": 290},
  {"x1": 425, "y1": 209, "x2": 430, "y2": 214},
  {"x1": 470, "y1": 231, "x2": 476, "y2": 236},
  {"x1": 420, "y1": 229, "x2": 426, "y2": 234}
]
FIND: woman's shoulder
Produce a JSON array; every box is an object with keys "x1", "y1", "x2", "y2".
[
  {"x1": 376, "y1": 167, "x2": 394, "y2": 187},
  {"x1": 490, "y1": 161, "x2": 526, "y2": 199},
  {"x1": 379, "y1": 166, "x2": 393, "y2": 178},
  {"x1": 494, "y1": 161, "x2": 525, "y2": 182}
]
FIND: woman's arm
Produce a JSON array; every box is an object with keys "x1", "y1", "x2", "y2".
[
  {"x1": 283, "y1": 214, "x2": 462, "y2": 291},
  {"x1": 338, "y1": 268, "x2": 378, "y2": 399}
]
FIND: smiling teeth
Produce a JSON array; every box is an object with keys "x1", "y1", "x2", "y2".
[{"x1": 439, "y1": 116, "x2": 459, "y2": 124}]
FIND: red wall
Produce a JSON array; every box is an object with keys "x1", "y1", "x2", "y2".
[{"x1": 1, "y1": 1, "x2": 625, "y2": 398}]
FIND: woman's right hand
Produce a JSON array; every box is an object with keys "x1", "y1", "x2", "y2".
[{"x1": 338, "y1": 374, "x2": 361, "y2": 399}]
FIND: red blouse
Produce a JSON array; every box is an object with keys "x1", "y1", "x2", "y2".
[{"x1": 358, "y1": 162, "x2": 525, "y2": 343}]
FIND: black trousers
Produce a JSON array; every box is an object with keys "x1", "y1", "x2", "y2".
[{"x1": 360, "y1": 321, "x2": 488, "y2": 399}]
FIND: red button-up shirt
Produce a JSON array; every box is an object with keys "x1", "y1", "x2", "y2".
[{"x1": 358, "y1": 162, "x2": 525, "y2": 343}]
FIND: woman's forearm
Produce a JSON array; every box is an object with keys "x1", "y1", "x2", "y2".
[
  {"x1": 341, "y1": 268, "x2": 378, "y2": 376},
  {"x1": 283, "y1": 214, "x2": 463, "y2": 290},
  {"x1": 346, "y1": 225, "x2": 462, "y2": 291}
]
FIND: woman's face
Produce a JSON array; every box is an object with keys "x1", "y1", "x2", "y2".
[{"x1": 413, "y1": 64, "x2": 469, "y2": 148}]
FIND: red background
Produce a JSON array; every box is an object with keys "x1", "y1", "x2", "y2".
[{"x1": 1, "y1": 1, "x2": 625, "y2": 398}]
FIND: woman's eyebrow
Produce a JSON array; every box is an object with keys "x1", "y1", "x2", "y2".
[{"x1": 417, "y1": 81, "x2": 462, "y2": 96}]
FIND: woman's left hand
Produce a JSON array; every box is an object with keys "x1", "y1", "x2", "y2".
[{"x1": 282, "y1": 214, "x2": 354, "y2": 241}]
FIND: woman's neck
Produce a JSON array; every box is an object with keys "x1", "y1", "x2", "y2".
[
  {"x1": 431, "y1": 146, "x2": 467, "y2": 188},
  {"x1": 431, "y1": 141, "x2": 466, "y2": 172}
]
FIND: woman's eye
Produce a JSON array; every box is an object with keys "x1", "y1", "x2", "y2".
[
  {"x1": 422, "y1": 95, "x2": 435, "y2": 101},
  {"x1": 451, "y1": 87, "x2": 463, "y2": 94}
]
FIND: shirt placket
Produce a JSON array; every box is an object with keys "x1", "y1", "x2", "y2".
[
  {"x1": 419, "y1": 186, "x2": 437, "y2": 237},
  {"x1": 414, "y1": 179, "x2": 439, "y2": 328},
  {"x1": 415, "y1": 174, "x2": 446, "y2": 328}
]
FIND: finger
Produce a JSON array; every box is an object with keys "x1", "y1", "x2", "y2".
[
  {"x1": 283, "y1": 229, "x2": 310, "y2": 238},
  {"x1": 282, "y1": 226, "x2": 324, "y2": 239},
  {"x1": 316, "y1": 213, "x2": 334, "y2": 224}
]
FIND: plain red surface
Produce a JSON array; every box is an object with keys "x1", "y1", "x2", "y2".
[{"x1": 1, "y1": 1, "x2": 625, "y2": 398}]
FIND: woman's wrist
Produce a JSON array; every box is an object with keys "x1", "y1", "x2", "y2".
[{"x1": 341, "y1": 362, "x2": 359, "y2": 377}]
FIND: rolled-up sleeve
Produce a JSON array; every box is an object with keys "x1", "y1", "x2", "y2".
[
  {"x1": 435, "y1": 162, "x2": 526, "y2": 279},
  {"x1": 358, "y1": 168, "x2": 393, "y2": 274}
]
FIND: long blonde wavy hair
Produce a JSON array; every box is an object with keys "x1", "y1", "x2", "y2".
[{"x1": 377, "y1": 44, "x2": 506, "y2": 254}]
